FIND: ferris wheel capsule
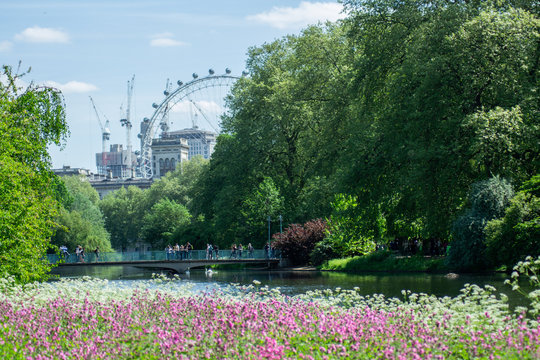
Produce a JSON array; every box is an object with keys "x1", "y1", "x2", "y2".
[
  {"x1": 192, "y1": 73, "x2": 198, "y2": 79},
  {"x1": 225, "y1": 68, "x2": 231, "y2": 74},
  {"x1": 152, "y1": 103, "x2": 159, "y2": 109},
  {"x1": 177, "y1": 80, "x2": 183, "y2": 86},
  {"x1": 164, "y1": 90, "x2": 170, "y2": 96},
  {"x1": 209, "y1": 69, "x2": 215, "y2": 75}
]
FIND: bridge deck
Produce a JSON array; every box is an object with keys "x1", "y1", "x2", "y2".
[{"x1": 55, "y1": 258, "x2": 280, "y2": 274}]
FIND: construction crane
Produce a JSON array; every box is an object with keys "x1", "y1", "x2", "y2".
[
  {"x1": 120, "y1": 75, "x2": 135, "y2": 178},
  {"x1": 89, "y1": 96, "x2": 111, "y2": 153}
]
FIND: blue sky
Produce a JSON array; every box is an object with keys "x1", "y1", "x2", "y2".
[{"x1": 0, "y1": 1, "x2": 346, "y2": 172}]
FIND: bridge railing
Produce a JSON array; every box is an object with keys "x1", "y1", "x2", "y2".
[{"x1": 48, "y1": 249, "x2": 280, "y2": 264}]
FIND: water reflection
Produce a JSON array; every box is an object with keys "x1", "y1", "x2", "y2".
[{"x1": 49, "y1": 266, "x2": 527, "y2": 308}]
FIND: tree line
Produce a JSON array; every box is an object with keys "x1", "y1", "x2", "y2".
[{"x1": 1, "y1": 0, "x2": 538, "y2": 282}]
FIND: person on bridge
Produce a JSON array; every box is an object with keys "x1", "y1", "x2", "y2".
[
  {"x1": 94, "y1": 247, "x2": 100, "y2": 262},
  {"x1": 186, "y1": 242, "x2": 193, "y2": 259},
  {"x1": 230, "y1": 244, "x2": 237, "y2": 259},
  {"x1": 206, "y1": 244, "x2": 213, "y2": 260},
  {"x1": 60, "y1": 245, "x2": 70, "y2": 261},
  {"x1": 247, "y1": 243, "x2": 254, "y2": 258},
  {"x1": 214, "y1": 244, "x2": 219, "y2": 259},
  {"x1": 238, "y1": 244, "x2": 243, "y2": 259},
  {"x1": 174, "y1": 244, "x2": 180, "y2": 259}
]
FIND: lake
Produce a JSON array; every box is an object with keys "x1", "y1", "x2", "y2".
[{"x1": 50, "y1": 265, "x2": 529, "y2": 308}]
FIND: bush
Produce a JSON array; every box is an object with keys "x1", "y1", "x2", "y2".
[
  {"x1": 272, "y1": 219, "x2": 327, "y2": 266},
  {"x1": 485, "y1": 175, "x2": 540, "y2": 268},
  {"x1": 447, "y1": 176, "x2": 514, "y2": 271}
]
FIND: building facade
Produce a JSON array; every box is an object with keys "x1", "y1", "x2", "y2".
[
  {"x1": 165, "y1": 127, "x2": 217, "y2": 160},
  {"x1": 150, "y1": 137, "x2": 189, "y2": 179},
  {"x1": 96, "y1": 144, "x2": 137, "y2": 179}
]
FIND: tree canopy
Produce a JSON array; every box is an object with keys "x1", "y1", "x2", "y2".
[{"x1": 0, "y1": 64, "x2": 69, "y2": 282}]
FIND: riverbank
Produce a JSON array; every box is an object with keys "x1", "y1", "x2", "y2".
[{"x1": 320, "y1": 251, "x2": 449, "y2": 273}]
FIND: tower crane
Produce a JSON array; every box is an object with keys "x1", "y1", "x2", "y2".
[
  {"x1": 120, "y1": 75, "x2": 135, "y2": 178},
  {"x1": 89, "y1": 96, "x2": 111, "y2": 153}
]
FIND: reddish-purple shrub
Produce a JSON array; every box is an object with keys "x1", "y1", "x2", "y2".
[{"x1": 272, "y1": 219, "x2": 327, "y2": 265}]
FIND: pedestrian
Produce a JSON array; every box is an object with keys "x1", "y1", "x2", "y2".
[
  {"x1": 238, "y1": 244, "x2": 243, "y2": 258},
  {"x1": 60, "y1": 245, "x2": 70, "y2": 261},
  {"x1": 165, "y1": 245, "x2": 172, "y2": 260},
  {"x1": 186, "y1": 242, "x2": 193, "y2": 259},
  {"x1": 214, "y1": 244, "x2": 219, "y2": 259},
  {"x1": 264, "y1": 243, "x2": 269, "y2": 259},
  {"x1": 94, "y1": 247, "x2": 100, "y2": 262},
  {"x1": 230, "y1": 244, "x2": 237, "y2": 259},
  {"x1": 174, "y1": 243, "x2": 180, "y2": 259},
  {"x1": 247, "y1": 243, "x2": 254, "y2": 258}
]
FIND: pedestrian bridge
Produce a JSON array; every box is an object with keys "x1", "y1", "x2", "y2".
[{"x1": 48, "y1": 250, "x2": 280, "y2": 274}]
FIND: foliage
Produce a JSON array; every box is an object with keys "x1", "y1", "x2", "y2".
[
  {"x1": 322, "y1": 252, "x2": 447, "y2": 273},
  {"x1": 140, "y1": 198, "x2": 191, "y2": 249},
  {"x1": 239, "y1": 177, "x2": 284, "y2": 246},
  {"x1": 271, "y1": 218, "x2": 327, "y2": 265},
  {"x1": 504, "y1": 255, "x2": 540, "y2": 317},
  {"x1": 99, "y1": 186, "x2": 147, "y2": 250},
  {"x1": 189, "y1": 0, "x2": 538, "y2": 251},
  {"x1": 51, "y1": 175, "x2": 112, "y2": 253},
  {"x1": 312, "y1": 194, "x2": 384, "y2": 265},
  {"x1": 0, "y1": 64, "x2": 69, "y2": 283},
  {"x1": 447, "y1": 176, "x2": 514, "y2": 271},
  {"x1": 486, "y1": 175, "x2": 540, "y2": 268}
]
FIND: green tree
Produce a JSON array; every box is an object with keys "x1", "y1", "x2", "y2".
[
  {"x1": 485, "y1": 175, "x2": 540, "y2": 268},
  {"x1": 0, "y1": 64, "x2": 69, "y2": 282},
  {"x1": 99, "y1": 186, "x2": 146, "y2": 250},
  {"x1": 340, "y1": 0, "x2": 539, "y2": 239},
  {"x1": 51, "y1": 176, "x2": 112, "y2": 253},
  {"x1": 447, "y1": 176, "x2": 514, "y2": 271},
  {"x1": 239, "y1": 177, "x2": 284, "y2": 247},
  {"x1": 140, "y1": 198, "x2": 191, "y2": 249}
]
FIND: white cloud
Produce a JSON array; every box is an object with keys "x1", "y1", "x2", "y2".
[
  {"x1": 15, "y1": 26, "x2": 69, "y2": 43},
  {"x1": 247, "y1": 1, "x2": 345, "y2": 30},
  {"x1": 44, "y1": 80, "x2": 98, "y2": 94},
  {"x1": 150, "y1": 38, "x2": 188, "y2": 47},
  {"x1": 0, "y1": 41, "x2": 13, "y2": 52},
  {"x1": 149, "y1": 33, "x2": 188, "y2": 47}
]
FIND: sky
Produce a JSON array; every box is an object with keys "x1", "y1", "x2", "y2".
[{"x1": 0, "y1": 1, "x2": 346, "y2": 172}]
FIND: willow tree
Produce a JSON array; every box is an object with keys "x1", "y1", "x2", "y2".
[{"x1": 0, "y1": 64, "x2": 69, "y2": 282}]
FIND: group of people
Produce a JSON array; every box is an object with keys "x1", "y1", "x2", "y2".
[
  {"x1": 165, "y1": 242, "x2": 193, "y2": 260},
  {"x1": 59, "y1": 245, "x2": 100, "y2": 263},
  {"x1": 230, "y1": 243, "x2": 255, "y2": 259}
]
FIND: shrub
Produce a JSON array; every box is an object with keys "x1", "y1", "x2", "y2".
[
  {"x1": 272, "y1": 219, "x2": 327, "y2": 265},
  {"x1": 485, "y1": 175, "x2": 540, "y2": 268},
  {"x1": 447, "y1": 176, "x2": 514, "y2": 271}
]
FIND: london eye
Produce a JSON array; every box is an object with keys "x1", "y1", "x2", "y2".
[{"x1": 138, "y1": 69, "x2": 242, "y2": 178}]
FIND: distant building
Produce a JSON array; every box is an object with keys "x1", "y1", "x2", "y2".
[
  {"x1": 151, "y1": 137, "x2": 189, "y2": 179},
  {"x1": 165, "y1": 127, "x2": 217, "y2": 160},
  {"x1": 89, "y1": 177, "x2": 153, "y2": 199},
  {"x1": 96, "y1": 144, "x2": 137, "y2": 179},
  {"x1": 53, "y1": 166, "x2": 94, "y2": 178}
]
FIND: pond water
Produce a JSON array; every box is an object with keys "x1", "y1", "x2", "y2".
[{"x1": 50, "y1": 265, "x2": 530, "y2": 308}]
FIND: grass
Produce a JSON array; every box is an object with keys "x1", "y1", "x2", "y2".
[{"x1": 321, "y1": 251, "x2": 449, "y2": 273}]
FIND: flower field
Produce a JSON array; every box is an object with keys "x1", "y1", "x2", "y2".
[{"x1": 0, "y1": 260, "x2": 539, "y2": 359}]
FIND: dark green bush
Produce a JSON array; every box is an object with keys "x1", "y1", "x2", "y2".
[{"x1": 447, "y1": 176, "x2": 514, "y2": 271}]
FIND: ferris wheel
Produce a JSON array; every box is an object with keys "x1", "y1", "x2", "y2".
[{"x1": 138, "y1": 68, "x2": 243, "y2": 178}]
